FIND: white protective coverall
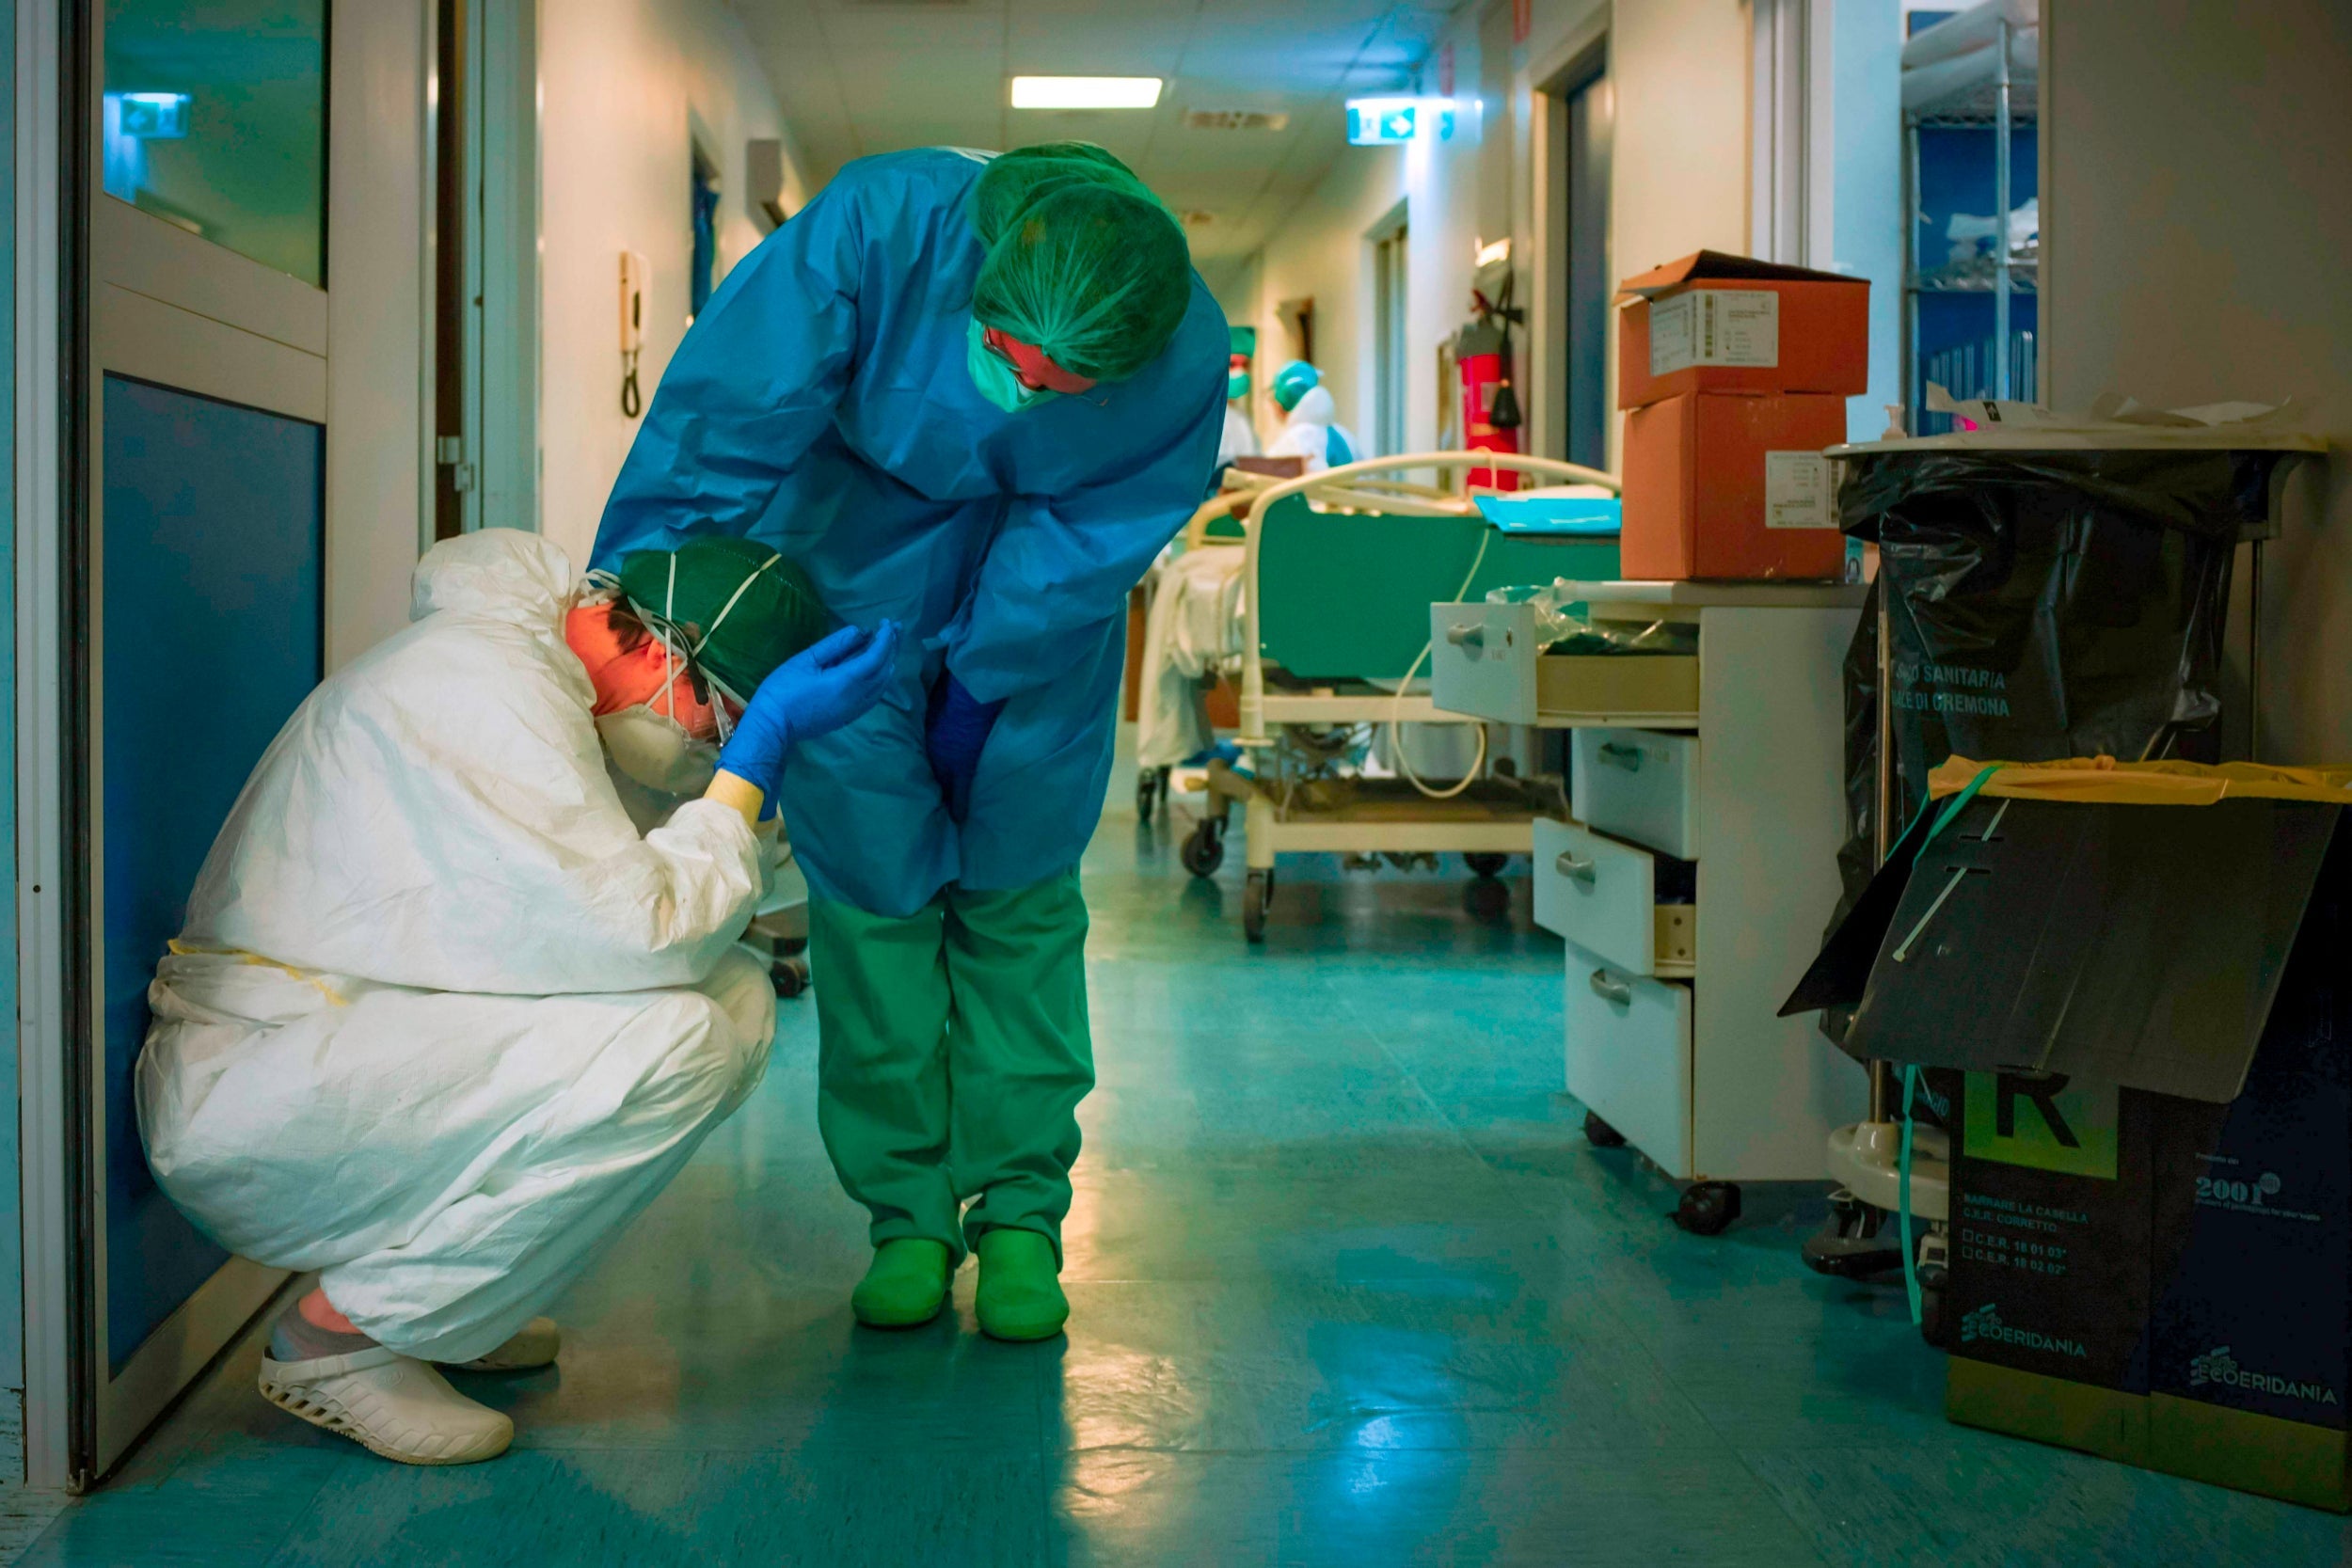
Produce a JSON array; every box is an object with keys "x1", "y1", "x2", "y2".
[
  {"x1": 1263, "y1": 385, "x2": 1359, "y2": 474},
  {"x1": 1216, "y1": 403, "x2": 1259, "y2": 467},
  {"x1": 136, "y1": 529, "x2": 776, "y2": 1365}
]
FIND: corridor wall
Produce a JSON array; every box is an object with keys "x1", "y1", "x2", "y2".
[
  {"x1": 539, "y1": 0, "x2": 811, "y2": 566},
  {"x1": 2042, "y1": 0, "x2": 2352, "y2": 761},
  {"x1": 1242, "y1": 0, "x2": 1755, "y2": 472}
]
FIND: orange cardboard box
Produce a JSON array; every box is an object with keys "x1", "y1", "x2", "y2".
[
  {"x1": 1617, "y1": 250, "x2": 1869, "y2": 410},
  {"x1": 1621, "y1": 391, "x2": 1849, "y2": 581}
]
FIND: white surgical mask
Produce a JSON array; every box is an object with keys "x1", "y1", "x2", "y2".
[{"x1": 596, "y1": 705, "x2": 720, "y2": 796}]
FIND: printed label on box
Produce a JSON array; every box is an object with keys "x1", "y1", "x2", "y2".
[
  {"x1": 1965, "y1": 1071, "x2": 2121, "y2": 1180},
  {"x1": 1764, "y1": 451, "x2": 1836, "y2": 530},
  {"x1": 1647, "y1": 289, "x2": 1781, "y2": 376}
]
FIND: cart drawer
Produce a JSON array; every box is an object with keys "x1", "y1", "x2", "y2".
[
  {"x1": 1428, "y1": 600, "x2": 1536, "y2": 721},
  {"x1": 1533, "y1": 819, "x2": 1695, "y2": 978},
  {"x1": 1572, "y1": 728, "x2": 1701, "y2": 861},
  {"x1": 1430, "y1": 601, "x2": 1699, "y2": 726},
  {"x1": 1565, "y1": 942, "x2": 1692, "y2": 1180}
]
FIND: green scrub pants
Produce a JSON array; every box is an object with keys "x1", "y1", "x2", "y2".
[{"x1": 808, "y1": 869, "x2": 1090, "y2": 1262}]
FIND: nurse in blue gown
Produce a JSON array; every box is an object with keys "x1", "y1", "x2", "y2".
[{"x1": 593, "y1": 143, "x2": 1224, "y2": 1340}]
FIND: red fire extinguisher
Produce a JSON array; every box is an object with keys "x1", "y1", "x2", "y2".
[{"x1": 1455, "y1": 275, "x2": 1525, "y2": 492}]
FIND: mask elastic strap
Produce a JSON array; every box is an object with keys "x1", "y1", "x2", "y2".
[
  {"x1": 691, "y1": 553, "x2": 784, "y2": 656},
  {"x1": 657, "y1": 556, "x2": 681, "y2": 722}
]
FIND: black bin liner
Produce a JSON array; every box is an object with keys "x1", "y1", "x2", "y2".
[{"x1": 1822, "y1": 446, "x2": 2286, "y2": 1038}]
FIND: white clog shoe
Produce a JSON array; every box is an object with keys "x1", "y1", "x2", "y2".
[{"x1": 259, "y1": 1347, "x2": 513, "y2": 1465}]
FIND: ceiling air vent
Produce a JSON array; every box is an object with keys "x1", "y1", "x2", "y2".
[{"x1": 1184, "y1": 109, "x2": 1291, "y2": 133}]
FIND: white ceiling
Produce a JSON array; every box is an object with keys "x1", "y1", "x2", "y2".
[{"x1": 732, "y1": 0, "x2": 1469, "y2": 288}]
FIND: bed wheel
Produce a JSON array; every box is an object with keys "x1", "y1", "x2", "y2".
[
  {"x1": 771, "y1": 956, "x2": 811, "y2": 999},
  {"x1": 1181, "y1": 819, "x2": 1225, "y2": 878},
  {"x1": 1243, "y1": 869, "x2": 1273, "y2": 942}
]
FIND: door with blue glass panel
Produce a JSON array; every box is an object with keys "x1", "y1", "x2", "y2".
[{"x1": 85, "y1": 0, "x2": 329, "y2": 1476}]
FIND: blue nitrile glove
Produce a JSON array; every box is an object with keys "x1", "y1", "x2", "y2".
[
  {"x1": 717, "y1": 621, "x2": 901, "y2": 808},
  {"x1": 926, "y1": 671, "x2": 1004, "y2": 824}
]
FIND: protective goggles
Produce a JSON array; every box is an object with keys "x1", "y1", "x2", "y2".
[{"x1": 980, "y1": 325, "x2": 1099, "y2": 395}]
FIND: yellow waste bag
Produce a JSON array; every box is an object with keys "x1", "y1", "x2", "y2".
[{"x1": 1927, "y1": 754, "x2": 2352, "y2": 807}]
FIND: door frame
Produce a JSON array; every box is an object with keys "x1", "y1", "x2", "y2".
[
  {"x1": 16, "y1": 0, "x2": 81, "y2": 1496},
  {"x1": 1749, "y1": 0, "x2": 1837, "y2": 268},
  {"x1": 1365, "y1": 198, "x2": 1408, "y2": 459},
  {"x1": 1522, "y1": 11, "x2": 1609, "y2": 467},
  {"x1": 435, "y1": 0, "x2": 538, "y2": 537}
]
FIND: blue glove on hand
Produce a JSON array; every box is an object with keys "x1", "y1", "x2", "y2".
[
  {"x1": 717, "y1": 620, "x2": 900, "y2": 807},
  {"x1": 925, "y1": 672, "x2": 1004, "y2": 824}
]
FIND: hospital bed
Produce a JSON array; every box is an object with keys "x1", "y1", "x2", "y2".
[{"x1": 1165, "y1": 451, "x2": 1621, "y2": 941}]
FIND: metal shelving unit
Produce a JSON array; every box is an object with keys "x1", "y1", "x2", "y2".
[{"x1": 1904, "y1": 12, "x2": 2038, "y2": 430}]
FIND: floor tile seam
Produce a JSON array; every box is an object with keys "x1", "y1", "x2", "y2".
[
  {"x1": 1717, "y1": 1443, "x2": 1846, "y2": 1568},
  {"x1": 498, "y1": 1441, "x2": 1061, "y2": 1470},
  {"x1": 1355, "y1": 1022, "x2": 1511, "y2": 1178},
  {"x1": 1044, "y1": 1433, "x2": 1724, "y2": 1458},
  {"x1": 1724, "y1": 1438, "x2": 2024, "y2": 1465},
  {"x1": 1048, "y1": 1441, "x2": 1505, "y2": 1459}
]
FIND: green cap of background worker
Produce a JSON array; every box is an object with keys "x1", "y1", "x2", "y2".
[{"x1": 1271, "y1": 359, "x2": 1321, "y2": 412}]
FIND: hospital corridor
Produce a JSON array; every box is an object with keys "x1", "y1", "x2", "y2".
[{"x1": 6, "y1": 1, "x2": 2352, "y2": 1564}]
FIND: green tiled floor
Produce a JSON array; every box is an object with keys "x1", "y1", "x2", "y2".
[{"x1": 21, "y1": 760, "x2": 2352, "y2": 1565}]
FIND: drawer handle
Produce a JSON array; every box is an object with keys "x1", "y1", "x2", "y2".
[
  {"x1": 1597, "y1": 742, "x2": 1644, "y2": 772},
  {"x1": 1445, "y1": 623, "x2": 1485, "y2": 652},
  {"x1": 1555, "y1": 852, "x2": 1597, "y2": 885},
  {"x1": 1589, "y1": 968, "x2": 1633, "y2": 1006}
]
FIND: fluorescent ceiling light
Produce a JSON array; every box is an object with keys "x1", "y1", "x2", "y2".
[{"x1": 1010, "y1": 76, "x2": 1164, "y2": 110}]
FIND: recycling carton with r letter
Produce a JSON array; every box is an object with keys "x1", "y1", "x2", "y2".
[{"x1": 1784, "y1": 762, "x2": 2352, "y2": 1509}]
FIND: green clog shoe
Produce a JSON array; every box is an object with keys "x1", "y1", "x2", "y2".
[
  {"x1": 850, "y1": 1239, "x2": 951, "y2": 1329},
  {"x1": 975, "y1": 1228, "x2": 1068, "y2": 1342}
]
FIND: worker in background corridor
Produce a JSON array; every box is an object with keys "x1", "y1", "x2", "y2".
[
  {"x1": 1216, "y1": 350, "x2": 1260, "y2": 478},
  {"x1": 594, "y1": 143, "x2": 1226, "y2": 1341},
  {"x1": 137, "y1": 529, "x2": 898, "y2": 1465},
  {"x1": 1264, "y1": 358, "x2": 1360, "y2": 472}
]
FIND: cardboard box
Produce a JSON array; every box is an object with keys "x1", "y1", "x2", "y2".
[
  {"x1": 1616, "y1": 250, "x2": 1870, "y2": 410},
  {"x1": 1621, "y1": 391, "x2": 1847, "y2": 581},
  {"x1": 2145, "y1": 835, "x2": 2352, "y2": 1510},
  {"x1": 1950, "y1": 1072, "x2": 2161, "y2": 1396},
  {"x1": 1788, "y1": 792, "x2": 2352, "y2": 1509}
]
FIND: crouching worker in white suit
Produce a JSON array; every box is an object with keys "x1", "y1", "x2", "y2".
[{"x1": 135, "y1": 528, "x2": 898, "y2": 1466}]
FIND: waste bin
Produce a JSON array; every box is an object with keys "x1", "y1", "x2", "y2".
[{"x1": 1837, "y1": 442, "x2": 2302, "y2": 885}]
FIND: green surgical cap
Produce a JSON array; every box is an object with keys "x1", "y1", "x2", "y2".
[
  {"x1": 615, "y1": 536, "x2": 831, "y2": 703},
  {"x1": 969, "y1": 144, "x2": 1192, "y2": 384}
]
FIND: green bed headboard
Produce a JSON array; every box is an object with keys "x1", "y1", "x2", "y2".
[{"x1": 1253, "y1": 492, "x2": 1620, "y2": 682}]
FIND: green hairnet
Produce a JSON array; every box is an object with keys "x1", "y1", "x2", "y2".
[
  {"x1": 615, "y1": 536, "x2": 831, "y2": 703},
  {"x1": 969, "y1": 143, "x2": 1145, "y2": 240},
  {"x1": 969, "y1": 148, "x2": 1192, "y2": 384}
]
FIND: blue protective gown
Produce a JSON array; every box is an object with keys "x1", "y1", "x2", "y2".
[{"x1": 595, "y1": 150, "x2": 1228, "y2": 918}]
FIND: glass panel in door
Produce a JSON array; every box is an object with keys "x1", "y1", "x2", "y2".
[{"x1": 102, "y1": 0, "x2": 328, "y2": 285}]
